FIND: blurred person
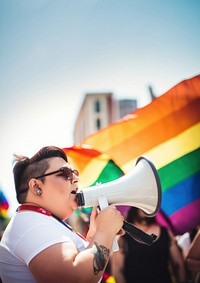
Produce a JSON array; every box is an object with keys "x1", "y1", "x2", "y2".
[
  {"x1": 111, "y1": 207, "x2": 187, "y2": 283},
  {"x1": 185, "y1": 227, "x2": 200, "y2": 283},
  {"x1": 177, "y1": 232, "x2": 192, "y2": 259},
  {"x1": 0, "y1": 146, "x2": 124, "y2": 283},
  {"x1": 177, "y1": 228, "x2": 198, "y2": 259}
]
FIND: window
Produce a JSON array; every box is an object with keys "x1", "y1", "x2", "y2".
[
  {"x1": 96, "y1": 118, "x2": 101, "y2": 130},
  {"x1": 94, "y1": 100, "x2": 100, "y2": 112}
]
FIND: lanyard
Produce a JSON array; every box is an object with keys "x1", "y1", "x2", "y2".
[{"x1": 17, "y1": 204, "x2": 87, "y2": 241}]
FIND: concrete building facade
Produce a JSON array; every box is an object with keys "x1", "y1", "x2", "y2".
[{"x1": 73, "y1": 92, "x2": 137, "y2": 144}]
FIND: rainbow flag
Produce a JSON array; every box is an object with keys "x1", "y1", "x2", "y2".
[
  {"x1": 0, "y1": 189, "x2": 9, "y2": 222},
  {"x1": 75, "y1": 74, "x2": 200, "y2": 235},
  {"x1": 63, "y1": 145, "x2": 124, "y2": 189}
]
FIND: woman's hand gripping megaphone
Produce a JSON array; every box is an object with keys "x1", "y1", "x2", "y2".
[
  {"x1": 97, "y1": 195, "x2": 122, "y2": 251},
  {"x1": 93, "y1": 195, "x2": 157, "y2": 252},
  {"x1": 99, "y1": 195, "x2": 157, "y2": 248}
]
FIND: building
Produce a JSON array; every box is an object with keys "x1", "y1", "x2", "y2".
[
  {"x1": 73, "y1": 92, "x2": 137, "y2": 144},
  {"x1": 118, "y1": 99, "x2": 137, "y2": 118}
]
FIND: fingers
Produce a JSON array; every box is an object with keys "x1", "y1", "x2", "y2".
[
  {"x1": 109, "y1": 205, "x2": 124, "y2": 221},
  {"x1": 101, "y1": 205, "x2": 124, "y2": 231}
]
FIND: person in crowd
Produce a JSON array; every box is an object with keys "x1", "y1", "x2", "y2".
[
  {"x1": 177, "y1": 232, "x2": 193, "y2": 259},
  {"x1": 111, "y1": 207, "x2": 187, "y2": 283},
  {"x1": 185, "y1": 227, "x2": 200, "y2": 283},
  {"x1": 176, "y1": 227, "x2": 198, "y2": 259},
  {"x1": 0, "y1": 146, "x2": 124, "y2": 283}
]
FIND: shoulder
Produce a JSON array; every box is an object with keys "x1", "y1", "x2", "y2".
[
  {"x1": 3, "y1": 211, "x2": 61, "y2": 238},
  {"x1": 1, "y1": 212, "x2": 74, "y2": 263}
]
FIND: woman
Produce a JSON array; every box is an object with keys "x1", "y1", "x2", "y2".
[
  {"x1": 112, "y1": 207, "x2": 187, "y2": 283},
  {"x1": 0, "y1": 146, "x2": 124, "y2": 283}
]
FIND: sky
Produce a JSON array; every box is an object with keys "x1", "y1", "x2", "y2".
[{"x1": 0, "y1": 0, "x2": 200, "y2": 216}]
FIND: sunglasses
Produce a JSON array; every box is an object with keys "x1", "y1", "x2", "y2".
[{"x1": 35, "y1": 167, "x2": 79, "y2": 181}]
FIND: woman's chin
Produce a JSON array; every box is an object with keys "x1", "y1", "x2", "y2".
[
  {"x1": 70, "y1": 194, "x2": 79, "y2": 206},
  {"x1": 71, "y1": 199, "x2": 79, "y2": 210}
]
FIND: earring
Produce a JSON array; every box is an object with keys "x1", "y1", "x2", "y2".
[{"x1": 35, "y1": 188, "x2": 42, "y2": 196}]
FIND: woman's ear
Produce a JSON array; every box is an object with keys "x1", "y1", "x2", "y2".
[{"x1": 28, "y1": 179, "x2": 42, "y2": 196}]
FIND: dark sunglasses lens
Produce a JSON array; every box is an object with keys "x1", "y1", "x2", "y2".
[
  {"x1": 73, "y1": 169, "x2": 79, "y2": 176},
  {"x1": 61, "y1": 168, "x2": 79, "y2": 179},
  {"x1": 61, "y1": 168, "x2": 72, "y2": 179}
]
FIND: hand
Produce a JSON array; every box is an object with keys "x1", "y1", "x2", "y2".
[{"x1": 96, "y1": 205, "x2": 124, "y2": 237}]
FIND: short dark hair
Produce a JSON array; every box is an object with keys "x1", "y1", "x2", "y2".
[
  {"x1": 125, "y1": 207, "x2": 156, "y2": 225},
  {"x1": 13, "y1": 146, "x2": 68, "y2": 204}
]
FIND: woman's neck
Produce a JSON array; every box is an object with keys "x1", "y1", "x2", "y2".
[{"x1": 23, "y1": 202, "x2": 40, "y2": 207}]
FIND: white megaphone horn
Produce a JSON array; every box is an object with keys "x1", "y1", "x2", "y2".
[{"x1": 77, "y1": 156, "x2": 162, "y2": 217}]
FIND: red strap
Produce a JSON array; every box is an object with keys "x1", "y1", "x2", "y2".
[{"x1": 17, "y1": 205, "x2": 51, "y2": 216}]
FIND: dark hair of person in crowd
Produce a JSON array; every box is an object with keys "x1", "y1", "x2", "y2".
[{"x1": 125, "y1": 206, "x2": 156, "y2": 225}]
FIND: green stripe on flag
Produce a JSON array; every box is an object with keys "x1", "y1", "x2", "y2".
[
  {"x1": 90, "y1": 160, "x2": 124, "y2": 186},
  {"x1": 158, "y1": 147, "x2": 200, "y2": 192}
]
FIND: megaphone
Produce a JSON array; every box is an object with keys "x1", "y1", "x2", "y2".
[{"x1": 77, "y1": 156, "x2": 162, "y2": 217}]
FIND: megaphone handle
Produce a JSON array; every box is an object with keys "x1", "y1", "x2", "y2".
[{"x1": 97, "y1": 196, "x2": 119, "y2": 252}]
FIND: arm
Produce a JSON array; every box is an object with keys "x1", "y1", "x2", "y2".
[
  {"x1": 111, "y1": 236, "x2": 126, "y2": 283},
  {"x1": 29, "y1": 205, "x2": 124, "y2": 283},
  {"x1": 168, "y1": 230, "x2": 187, "y2": 282}
]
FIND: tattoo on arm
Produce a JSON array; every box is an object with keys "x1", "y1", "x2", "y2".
[{"x1": 92, "y1": 242, "x2": 110, "y2": 275}]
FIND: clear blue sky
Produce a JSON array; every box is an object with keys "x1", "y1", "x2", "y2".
[{"x1": 0, "y1": 0, "x2": 200, "y2": 215}]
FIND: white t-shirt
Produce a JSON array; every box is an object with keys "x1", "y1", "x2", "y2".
[{"x1": 0, "y1": 211, "x2": 89, "y2": 283}]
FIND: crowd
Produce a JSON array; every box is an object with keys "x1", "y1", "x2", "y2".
[
  {"x1": 111, "y1": 208, "x2": 199, "y2": 283},
  {"x1": 0, "y1": 145, "x2": 199, "y2": 283}
]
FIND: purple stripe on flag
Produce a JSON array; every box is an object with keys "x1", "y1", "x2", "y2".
[
  {"x1": 169, "y1": 199, "x2": 200, "y2": 235},
  {"x1": 156, "y1": 209, "x2": 177, "y2": 234}
]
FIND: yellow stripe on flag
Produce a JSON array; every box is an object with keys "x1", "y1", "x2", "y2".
[{"x1": 122, "y1": 122, "x2": 200, "y2": 172}]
